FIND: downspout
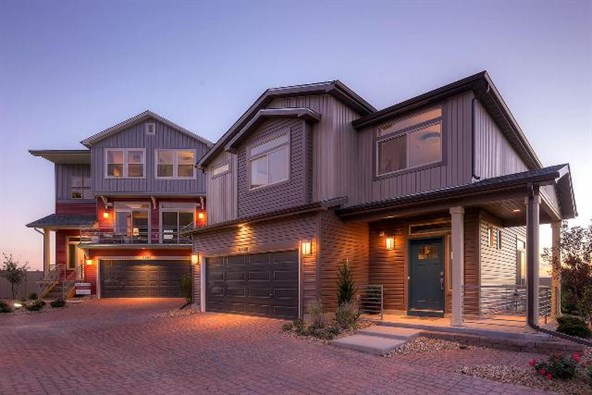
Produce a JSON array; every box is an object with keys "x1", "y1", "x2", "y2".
[{"x1": 471, "y1": 84, "x2": 490, "y2": 181}]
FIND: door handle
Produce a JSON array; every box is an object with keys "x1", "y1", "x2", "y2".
[{"x1": 440, "y1": 271, "x2": 444, "y2": 291}]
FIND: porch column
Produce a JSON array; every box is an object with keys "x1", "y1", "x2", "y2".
[
  {"x1": 43, "y1": 228, "x2": 51, "y2": 276},
  {"x1": 526, "y1": 185, "x2": 540, "y2": 325},
  {"x1": 551, "y1": 221, "x2": 562, "y2": 319},
  {"x1": 450, "y1": 206, "x2": 464, "y2": 327}
]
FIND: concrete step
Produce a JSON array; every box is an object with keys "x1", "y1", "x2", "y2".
[
  {"x1": 358, "y1": 326, "x2": 421, "y2": 341},
  {"x1": 331, "y1": 334, "x2": 407, "y2": 355}
]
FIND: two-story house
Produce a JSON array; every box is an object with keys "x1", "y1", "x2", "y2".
[
  {"x1": 189, "y1": 72, "x2": 577, "y2": 327},
  {"x1": 27, "y1": 111, "x2": 211, "y2": 299}
]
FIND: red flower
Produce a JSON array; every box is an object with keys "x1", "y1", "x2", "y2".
[
  {"x1": 573, "y1": 353, "x2": 581, "y2": 363},
  {"x1": 546, "y1": 373, "x2": 553, "y2": 380},
  {"x1": 528, "y1": 359, "x2": 537, "y2": 367},
  {"x1": 539, "y1": 368, "x2": 546, "y2": 375}
]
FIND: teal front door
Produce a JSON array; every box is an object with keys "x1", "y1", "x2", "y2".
[{"x1": 409, "y1": 238, "x2": 445, "y2": 316}]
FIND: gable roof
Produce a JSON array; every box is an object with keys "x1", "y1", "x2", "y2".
[
  {"x1": 353, "y1": 71, "x2": 543, "y2": 169},
  {"x1": 80, "y1": 110, "x2": 213, "y2": 148},
  {"x1": 198, "y1": 80, "x2": 376, "y2": 168}
]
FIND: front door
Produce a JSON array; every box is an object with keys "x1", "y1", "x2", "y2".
[{"x1": 409, "y1": 238, "x2": 445, "y2": 316}]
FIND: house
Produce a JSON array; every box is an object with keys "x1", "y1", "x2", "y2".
[
  {"x1": 26, "y1": 111, "x2": 212, "y2": 298},
  {"x1": 189, "y1": 71, "x2": 577, "y2": 327}
]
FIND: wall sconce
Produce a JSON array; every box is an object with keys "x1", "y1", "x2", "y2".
[
  {"x1": 301, "y1": 240, "x2": 312, "y2": 256},
  {"x1": 198, "y1": 212, "x2": 205, "y2": 220},
  {"x1": 85, "y1": 258, "x2": 93, "y2": 265},
  {"x1": 102, "y1": 211, "x2": 110, "y2": 219},
  {"x1": 385, "y1": 236, "x2": 395, "y2": 251},
  {"x1": 191, "y1": 253, "x2": 200, "y2": 265}
]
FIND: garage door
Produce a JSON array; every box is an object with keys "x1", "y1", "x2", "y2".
[
  {"x1": 100, "y1": 260, "x2": 191, "y2": 298},
  {"x1": 206, "y1": 250, "x2": 299, "y2": 319}
]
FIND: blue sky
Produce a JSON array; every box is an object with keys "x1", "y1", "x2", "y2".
[{"x1": 0, "y1": 0, "x2": 590, "y2": 270}]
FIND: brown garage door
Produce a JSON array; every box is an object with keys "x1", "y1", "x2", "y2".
[
  {"x1": 206, "y1": 250, "x2": 299, "y2": 319},
  {"x1": 100, "y1": 260, "x2": 191, "y2": 298}
]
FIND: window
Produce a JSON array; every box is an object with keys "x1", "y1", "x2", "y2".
[
  {"x1": 160, "y1": 203, "x2": 195, "y2": 244},
  {"x1": 377, "y1": 107, "x2": 442, "y2": 176},
  {"x1": 114, "y1": 202, "x2": 150, "y2": 243},
  {"x1": 71, "y1": 176, "x2": 92, "y2": 199},
  {"x1": 156, "y1": 150, "x2": 195, "y2": 178},
  {"x1": 409, "y1": 221, "x2": 451, "y2": 235},
  {"x1": 105, "y1": 149, "x2": 145, "y2": 178},
  {"x1": 145, "y1": 122, "x2": 156, "y2": 135},
  {"x1": 487, "y1": 225, "x2": 502, "y2": 249},
  {"x1": 516, "y1": 239, "x2": 526, "y2": 285},
  {"x1": 212, "y1": 163, "x2": 230, "y2": 177},
  {"x1": 249, "y1": 133, "x2": 290, "y2": 189},
  {"x1": 67, "y1": 237, "x2": 83, "y2": 270}
]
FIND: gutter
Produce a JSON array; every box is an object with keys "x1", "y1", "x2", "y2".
[{"x1": 471, "y1": 83, "x2": 490, "y2": 181}]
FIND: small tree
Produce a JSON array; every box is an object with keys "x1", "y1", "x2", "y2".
[
  {"x1": 0, "y1": 253, "x2": 29, "y2": 301},
  {"x1": 337, "y1": 259, "x2": 356, "y2": 306}
]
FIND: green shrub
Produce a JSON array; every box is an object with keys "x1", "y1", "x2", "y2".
[
  {"x1": 179, "y1": 275, "x2": 192, "y2": 303},
  {"x1": 282, "y1": 322, "x2": 294, "y2": 332},
  {"x1": 29, "y1": 292, "x2": 38, "y2": 300},
  {"x1": 337, "y1": 261, "x2": 356, "y2": 306},
  {"x1": 50, "y1": 298, "x2": 66, "y2": 308},
  {"x1": 306, "y1": 300, "x2": 325, "y2": 329},
  {"x1": 556, "y1": 315, "x2": 591, "y2": 338},
  {"x1": 25, "y1": 299, "x2": 45, "y2": 312},
  {"x1": 335, "y1": 301, "x2": 360, "y2": 329},
  {"x1": 529, "y1": 353, "x2": 579, "y2": 380},
  {"x1": 0, "y1": 300, "x2": 12, "y2": 313},
  {"x1": 292, "y1": 319, "x2": 306, "y2": 335}
]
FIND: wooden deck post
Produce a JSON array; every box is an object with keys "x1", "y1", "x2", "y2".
[
  {"x1": 526, "y1": 185, "x2": 540, "y2": 325},
  {"x1": 551, "y1": 221, "x2": 562, "y2": 319},
  {"x1": 450, "y1": 206, "x2": 464, "y2": 327}
]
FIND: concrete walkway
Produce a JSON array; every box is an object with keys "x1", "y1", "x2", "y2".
[{"x1": 331, "y1": 326, "x2": 421, "y2": 355}]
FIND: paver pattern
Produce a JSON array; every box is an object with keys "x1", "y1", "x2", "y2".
[{"x1": 1, "y1": 299, "x2": 548, "y2": 394}]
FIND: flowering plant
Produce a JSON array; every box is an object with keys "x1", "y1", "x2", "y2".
[{"x1": 528, "y1": 353, "x2": 581, "y2": 380}]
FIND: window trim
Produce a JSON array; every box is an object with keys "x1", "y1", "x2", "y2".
[
  {"x1": 104, "y1": 148, "x2": 146, "y2": 179},
  {"x1": 155, "y1": 149, "x2": 197, "y2": 180},
  {"x1": 375, "y1": 106, "x2": 445, "y2": 178},
  {"x1": 211, "y1": 162, "x2": 230, "y2": 178},
  {"x1": 70, "y1": 176, "x2": 92, "y2": 200},
  {"x1": 113, "y1": 202, "x2": 151, "y2": 242},
  {"x1": 247, "y1": 132, "x2": 291, "y2": 191},
  {"x1": 158, "y1": 202, "x2": 196, "y2": 243}
]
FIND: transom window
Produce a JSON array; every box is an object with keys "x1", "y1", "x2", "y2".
[
  {"x1": 105, "y1": 149, "x2": 145, "y2": 178},
  {"x1": 71, "y1": 176, "x2": 92, "y2": 199},
  {"x1": 249, "y1": 133, "x2": 290, "y2": 189},
  {"x1": 156, "y1": 150, "x2": 195, "y2": 178},
  {"x1": 377, "y1": 107, "x2": 443, "y2": 176}
]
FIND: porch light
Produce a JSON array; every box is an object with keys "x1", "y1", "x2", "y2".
[
  {"x1": 301, "y1": 240, "x2": 312, "y2": 256},
  {"x1": 198, "y1": 212, "x2": 205, "y2": 220},
  {"x1": 102, "y1": 211, "x2": 110, "y2": 219},
  {"x1": 385, "y1": 236, "x2": 395, "y2": 251},
  {"x1": 86, "y1": 258, "x2": 93, "y2": 265},
  {"x1": 191, "y1": 254, "x2": 200, "y2": 265}
]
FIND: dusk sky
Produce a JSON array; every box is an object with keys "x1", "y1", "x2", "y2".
[{"x1": 0, "y1": 1, "x2": 590, "y2": 271}]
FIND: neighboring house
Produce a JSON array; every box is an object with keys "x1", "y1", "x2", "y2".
[
  {"x1": 190, "y1": 72, "x2": 577, "y2": 325},
  {"x1": 27, "y1": 111, "x2": 212, "y2": 299}
]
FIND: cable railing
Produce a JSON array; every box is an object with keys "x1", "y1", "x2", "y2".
[
  {"x1": 79, "y1": 226, "x2": 192, "y2": 245},
  {"x1": 358, "y1": 284, "x2": 384, "y2": 320}
]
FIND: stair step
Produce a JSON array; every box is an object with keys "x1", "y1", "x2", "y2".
[
  {"x1": 357, "y1": 326, "x2": 421, "y2": 340},
  {"x1": 332, "y1": 334, "x2": 407, "y2": 355}
]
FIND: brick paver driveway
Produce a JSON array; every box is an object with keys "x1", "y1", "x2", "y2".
[{"x1": 1, "y1": 299, "x2": 545, "y2": 394}]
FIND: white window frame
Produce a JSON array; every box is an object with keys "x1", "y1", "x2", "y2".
[
  {"x1": 376, "y1": 107, "x2": 443, "y2": 177},
  {"x1": 159, "y1": 202, "x2": 196, "y2": 243},
  {"x1": 155, "y1": 149, "x2": 197, "y2": 179},
  {"x1": 104, "y1": 148, "x2": 146, "y2": 179},
  {"x1": 248, "y1": 133, "x2": 290, "y2": 190}
]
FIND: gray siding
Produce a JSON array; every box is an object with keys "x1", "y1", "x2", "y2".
[
  {"x1": 55, "y1": 164, "x2": 92, "y2": 200},
  {"x1": 474, "y1": 100, "x2": 528, "y2": 179},
  {"x1": 91, "y1": 118, "x2": 209, "y2": 195},
  {"x1": 237, "y1": 118, "x2": 309, "y2": 218},
  {"x1": 205, "y1": 151, "x2": 237, "y2": 225},
  {"x1": 351, "y1": 91, "x2": 474, "y2": 206}
]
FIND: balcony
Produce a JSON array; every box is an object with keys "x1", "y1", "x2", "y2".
[{"x1": 79, "y1": 225, "x2": 193, "y2": 246}]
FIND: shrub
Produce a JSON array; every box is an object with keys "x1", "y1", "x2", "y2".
[
  {"x1": 29, "y1": 292, "x2": 38, "y2": 300},
  {"x1": 556, "y1": 315, "x2": 592, "y2": 338},
  {"x1": 337, "y1": 260, "x2": 356, "y2": 306},
  {"x1": 25, "y1": 299, "x2": 45, "y2": 312},
  {"x1": 306, "y1": 300, "x2": 325, "y2": 329},
  {"x1": 179, "y1": 275, "x2": 192, "y2": 303},
  {"x1": 335, "y1": 301, "x2": 360, "y2": 329},
  {"x1": 292, "y1": 319, "x2": 306, "y2": 335},
  {"x1": 529, "y1": 353, "x2": 580, "y2": 380},
  {"x1": 50, "y1": 298, "x2": 66, "y2": 308},
  {"x1": 282, "y1": 322, "x2": 294, "y2": 332},
  {"x1": 0, "y1": 299, "x2": 12, "y2": 313}
]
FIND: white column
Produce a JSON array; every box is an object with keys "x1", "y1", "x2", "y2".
[
  {"x1": 551, "y1": 221, "x2": 562, "y2": 319},
  {"x1": 43, "y1": 228, "x2": 51, "y2": 276},
  {"x1": 450, "y1": 206, "x2": 465, "y2": 327},
  {"x1": 526, "y1": 186, "x2": 540, "y2": 325}
]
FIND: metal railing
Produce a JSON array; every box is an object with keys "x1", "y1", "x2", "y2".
[
  {"x1": 60, "y1": 264, "x2": 85, "y2": 299},
  {"x1": 358, "y1": 284, "x2": 384, "y2": 320},
  {"x1": 80, "y1": 226, "x2": 192, "y2": 245},
  {"x1": 39, "y1": 264, "x2": 65, "y2": 298}
]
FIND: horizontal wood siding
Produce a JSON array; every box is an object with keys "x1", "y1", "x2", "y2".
[
  {"x1": 205, "y1": 151, "x2": 237, "y2": 225},
  {"x1": 92, "y1": 118, "x2": 209, "y2": 195},
  {"x1": 474, "y1": 100, "x2": 528, "y2": 179},
  {"x1": 463, "y1": 209, "x2": 481, "y2": 315},
  {"x1": 55, "y1": 164, "x2": 92, "y2": 200},
  {"x1": 319, "y1": 210, "x2": 369, "y2": 312},
  {"x1": 55, "y1": 201, "x2": 97, "y2": 216},
  {"x1": 237, "y1": 118, "x2": 309, "y2": 217},
  {"x1": 352, "y1": 92, "x2": 474, "y2": 206}
]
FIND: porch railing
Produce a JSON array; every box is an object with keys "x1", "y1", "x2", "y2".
[
  {"x1": 60, "y1": 263, "x2": 85, "y2": 299},
  {"x1": 39, "y1": 264, "x2": 65, "y2": 298},
  {"x1": 358, "y1": 284, "x2": 384, "y2": 320},
  {"x1": 80, "y1": 225, "x2": 192, "y2": 245}
]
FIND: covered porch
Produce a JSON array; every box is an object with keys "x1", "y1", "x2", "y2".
[{"x1": 337, "y1": 164, "x2": 577, "y2": 331}]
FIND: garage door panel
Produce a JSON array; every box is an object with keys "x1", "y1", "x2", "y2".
[
  {"x1": 248, "y1": 303, "x2": 272, "y2": 316},
  {"x1": 273, "y1": 288, "x2": 298, "y2": 299},
  {"x1": 275, "y1": 306, "x2": 298, "y2": 319}
]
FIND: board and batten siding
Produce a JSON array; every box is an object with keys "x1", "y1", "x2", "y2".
[
  {"x1": 206, "y1": 151, "x2": 237, "y2": 225},
  {"x1": 91, "y1": 119, "x2": 209, "y2": 195},
  {"x1": 237, "y1": 118, "x2": 310, "y2": 218},
  {"x1": 55, "y1": 164, "x2": 92, "y2": 200},
  {"x1": 351, "y1": 91, "x2": 474, "y2": 206}
]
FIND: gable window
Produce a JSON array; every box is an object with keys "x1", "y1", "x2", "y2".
[
  {"x1": 249, "y1": 133, "x2": 290, "y2": 189},
  {"x1": 156, "y1": 150, "x2": 195, "y2": 179},
  {"x1": 377, "y1": 107, "x2": 442, "y2": 176},
  {"x1": 71, "y1": 176, "x2": 92, "y2": 199},
  {"x1": 105, "y1": 149, "x2": 145, "y2": 178}
]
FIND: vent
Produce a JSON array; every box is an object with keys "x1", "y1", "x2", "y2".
[{"x1": 145, "y1": 122, "x2": 156, "y2": 135}]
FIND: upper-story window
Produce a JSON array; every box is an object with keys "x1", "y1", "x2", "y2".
[
  {"x1": 71, "y1": 176, "x2": 92, "y2": 199},
  {"x1": 249, "y1": 133, "x2": 290, "y2": 189},
  {"x1": 376, "y1": 107, "x2": 443, "y2": 176},
  {"x1": 105, "y1": 149, "x2": 145, "y2": 178},
  {"x1": 156, "y1": 150, "x2": 196, "y2": 179}
]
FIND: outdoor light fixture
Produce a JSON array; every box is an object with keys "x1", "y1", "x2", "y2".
[
  {"x1": 102, "y1": 211, "x2": 109, "y2": 219},
  {"x1": 198, "y1": 212, "x2": 205, "y2": 220},
  {"x1": 301, "y1": 240, "x2": 312, "y2": 256},
  {"x1": 191, "y1": 254, "x2": 200, "y2": 265},
  {"x1": 385, "y1": 236, "x2": 395, "y2": 251},
  {"x1": 86, "y1": 258, "x2": 93, "y2": 265},
  {"x1": 512, "y1": 209, "x2": 521, "y2": 213}
]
